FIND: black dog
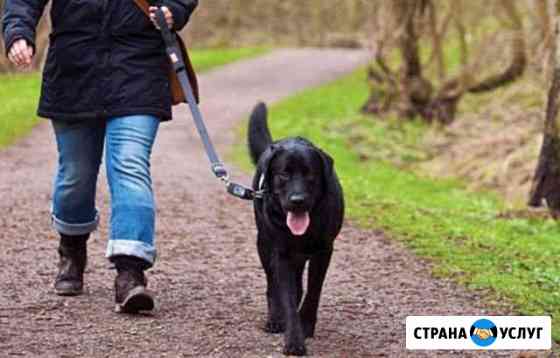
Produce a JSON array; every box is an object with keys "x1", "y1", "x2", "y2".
[{"x1": 248, "y1": 103, "x2": 345, "y2": 356}]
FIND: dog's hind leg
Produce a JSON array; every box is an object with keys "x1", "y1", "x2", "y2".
[
  {"x1": 258, "y1": 233, "x2": 285, "y2": 334},
  {"x1": 299, "y1": 249, "x2": 333, "y2": 338},
  {"x1": 276, "y1": 254, "x2": 307, "y2": 356}
]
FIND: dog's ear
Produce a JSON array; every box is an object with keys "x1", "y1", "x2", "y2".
[
  {"x1": 318, "y1": 149, "x2": 334, "y2": 193},
  {"x1": 258, "y1": 144, "x2": 280, "y2": 190}
]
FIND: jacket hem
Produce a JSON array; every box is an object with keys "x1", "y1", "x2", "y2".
[{"x1": 38, "y1": 108, "x2": 172, "y2": 122}]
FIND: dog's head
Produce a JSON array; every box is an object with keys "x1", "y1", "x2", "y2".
[{"x1": 258, "y1": 138, "x2": 334, "y2": 236}]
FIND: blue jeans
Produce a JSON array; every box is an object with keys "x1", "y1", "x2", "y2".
[{"x1": 51, "y1": 115, "x2": 160, "y2": 267}]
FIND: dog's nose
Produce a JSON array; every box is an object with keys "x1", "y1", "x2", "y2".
[{"x1": 289, "y1": 194, "x2": 305, "y2": 206}]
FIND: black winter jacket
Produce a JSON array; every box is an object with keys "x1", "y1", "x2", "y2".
[{"x1": 2, "y1": 0, "x2": 198, "y2": 121}]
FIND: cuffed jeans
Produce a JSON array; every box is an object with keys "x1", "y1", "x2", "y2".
[{"x1": 51, "y1": 115, "x2": 159, "y2": 267}]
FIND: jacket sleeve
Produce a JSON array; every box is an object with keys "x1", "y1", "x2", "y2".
[
  {"x1": 2, "y1": 0, "x2": 48, "y2": 55},
  {"x1": 163, "y1": 0, "x2": 198, "y2": 31}
]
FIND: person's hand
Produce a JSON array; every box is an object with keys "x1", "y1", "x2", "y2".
[
  {"x1": 7, "y1": 39, "x2": 34, "y2": 70},
  {"x1": 149, "y1": 6, "x2": 174, "y2": 29}
]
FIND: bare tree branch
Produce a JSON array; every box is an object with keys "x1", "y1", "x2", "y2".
[
  {"x1": 467, "y1": 0, "x2": 526, "y2": 93},
  {"x1": 426, "y1": 0, "x2": 446, "y2": 80}
]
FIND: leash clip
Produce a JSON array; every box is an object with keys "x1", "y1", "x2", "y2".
[
  {"x1": 211, "y1": 163, "x2": 264, "y2": 201},
  {"x1": 212, "y1": 163, "x2": 229, "y2": 181},
  {"x1": 226, "y1": 182, "x2": 265, "y2": 201}
]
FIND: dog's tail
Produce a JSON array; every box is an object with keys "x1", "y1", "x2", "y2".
[{"x1": 248, "y1": 102, "x2": 273, "y2": 165}]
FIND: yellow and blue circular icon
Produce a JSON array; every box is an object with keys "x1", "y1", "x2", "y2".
[{"x1": 470, "y1": 319, "x2": 498, "y2": 347}]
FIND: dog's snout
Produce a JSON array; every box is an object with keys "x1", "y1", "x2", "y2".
[{"x1": 289, "y1": 193, "x2": 305, "y2": 206}]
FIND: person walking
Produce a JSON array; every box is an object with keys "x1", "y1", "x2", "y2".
[{"x1": 2, "y1": 0, "x2": 198, "y2": 313}]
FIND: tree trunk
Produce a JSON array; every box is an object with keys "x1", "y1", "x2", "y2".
[
  {"x1": 398, "y1": 1, "x2": 433, "y2": 117},
  {"x1": 362, "y1": 0, "x2": 434, "y2": 120},
  {"x1": 362, "y1": 0, "x2": 526, "y2": 125},
  {"x1": 529, "y1": 0, "x2": 560, "y2": 218}
]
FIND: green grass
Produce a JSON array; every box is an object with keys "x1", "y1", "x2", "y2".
[
  {"x1": 0, "y1": 73, "x2": 42, "y2": 148},
  {"x1": 189, "y1": 47, "x2": 269, "y2": 72},
  {"x1": 0, "y1": 47, "x2": 269, "y2": 149},
  {"x1": 232, "y1": 69, "x2": 560, "y2": 340}
]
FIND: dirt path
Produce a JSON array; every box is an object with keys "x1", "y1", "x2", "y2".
[{"x1": 0, "y1": 49, "x2": 529, "y2": 357}]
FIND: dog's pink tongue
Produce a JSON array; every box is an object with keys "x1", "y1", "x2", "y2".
[{"x1": 287, "y1": 212, "x2": 310, "y2": 236}]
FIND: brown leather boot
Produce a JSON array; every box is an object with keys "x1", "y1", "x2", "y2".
[
  {"x1": 113, "y1": 255, "x2": 154, "y2": 313},
  {"x1": 54, "y1": 234, "x2": 88, "y2": 296}
]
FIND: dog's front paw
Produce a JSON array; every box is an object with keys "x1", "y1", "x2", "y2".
[
  {"x1": 264, "y1": 319, "x2": 285, "y2": 334},
  {"x1": 283, "y1": 341, "x2": 307, "y2": 356},
  {"x1": 301, "y1": 320, "x2": 316, "y2": 338},
  {"x1": 299, "y1": 311, "x2": 316, "y2": 338}
]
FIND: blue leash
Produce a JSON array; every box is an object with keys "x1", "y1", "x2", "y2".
[{"x1": 155, "y1": 9, "x2": 263, "y2": 201}]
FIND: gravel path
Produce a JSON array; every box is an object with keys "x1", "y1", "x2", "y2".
[{"x1": 0, "y1": 49, "x2": 539, "y2": 357}]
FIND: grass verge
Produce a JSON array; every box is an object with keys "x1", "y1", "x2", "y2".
[
  {"x1": 0, "y1": 47, "x2": 269, "y2": 149},
  {"x1": 0, "y1": 73, "x2": 42, "y2": 148},
  {"x1": 189, "y1": 47, "x2": 269, "y2": 72},
  {"x1": 232, "y1": 69, "x2": 560, "y2": 340}
]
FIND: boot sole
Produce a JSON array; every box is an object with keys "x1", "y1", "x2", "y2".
[
  {"x1": 115, "y1": 286, "x2": 155, "y2": 314},
  {"x1": 55, "y1": 288, "x2": 83, "y2": 297},
  {"x1": 54, "y1": 283, "x2": 83, "y2": 297}
]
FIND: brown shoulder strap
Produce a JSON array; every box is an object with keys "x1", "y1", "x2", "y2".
[
  {"x1": 133, "y1": 0, "x2": 150, "y2": 17},
  {"x1": 131, "y1": 0, "x2": 199, "y2": 104}
]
